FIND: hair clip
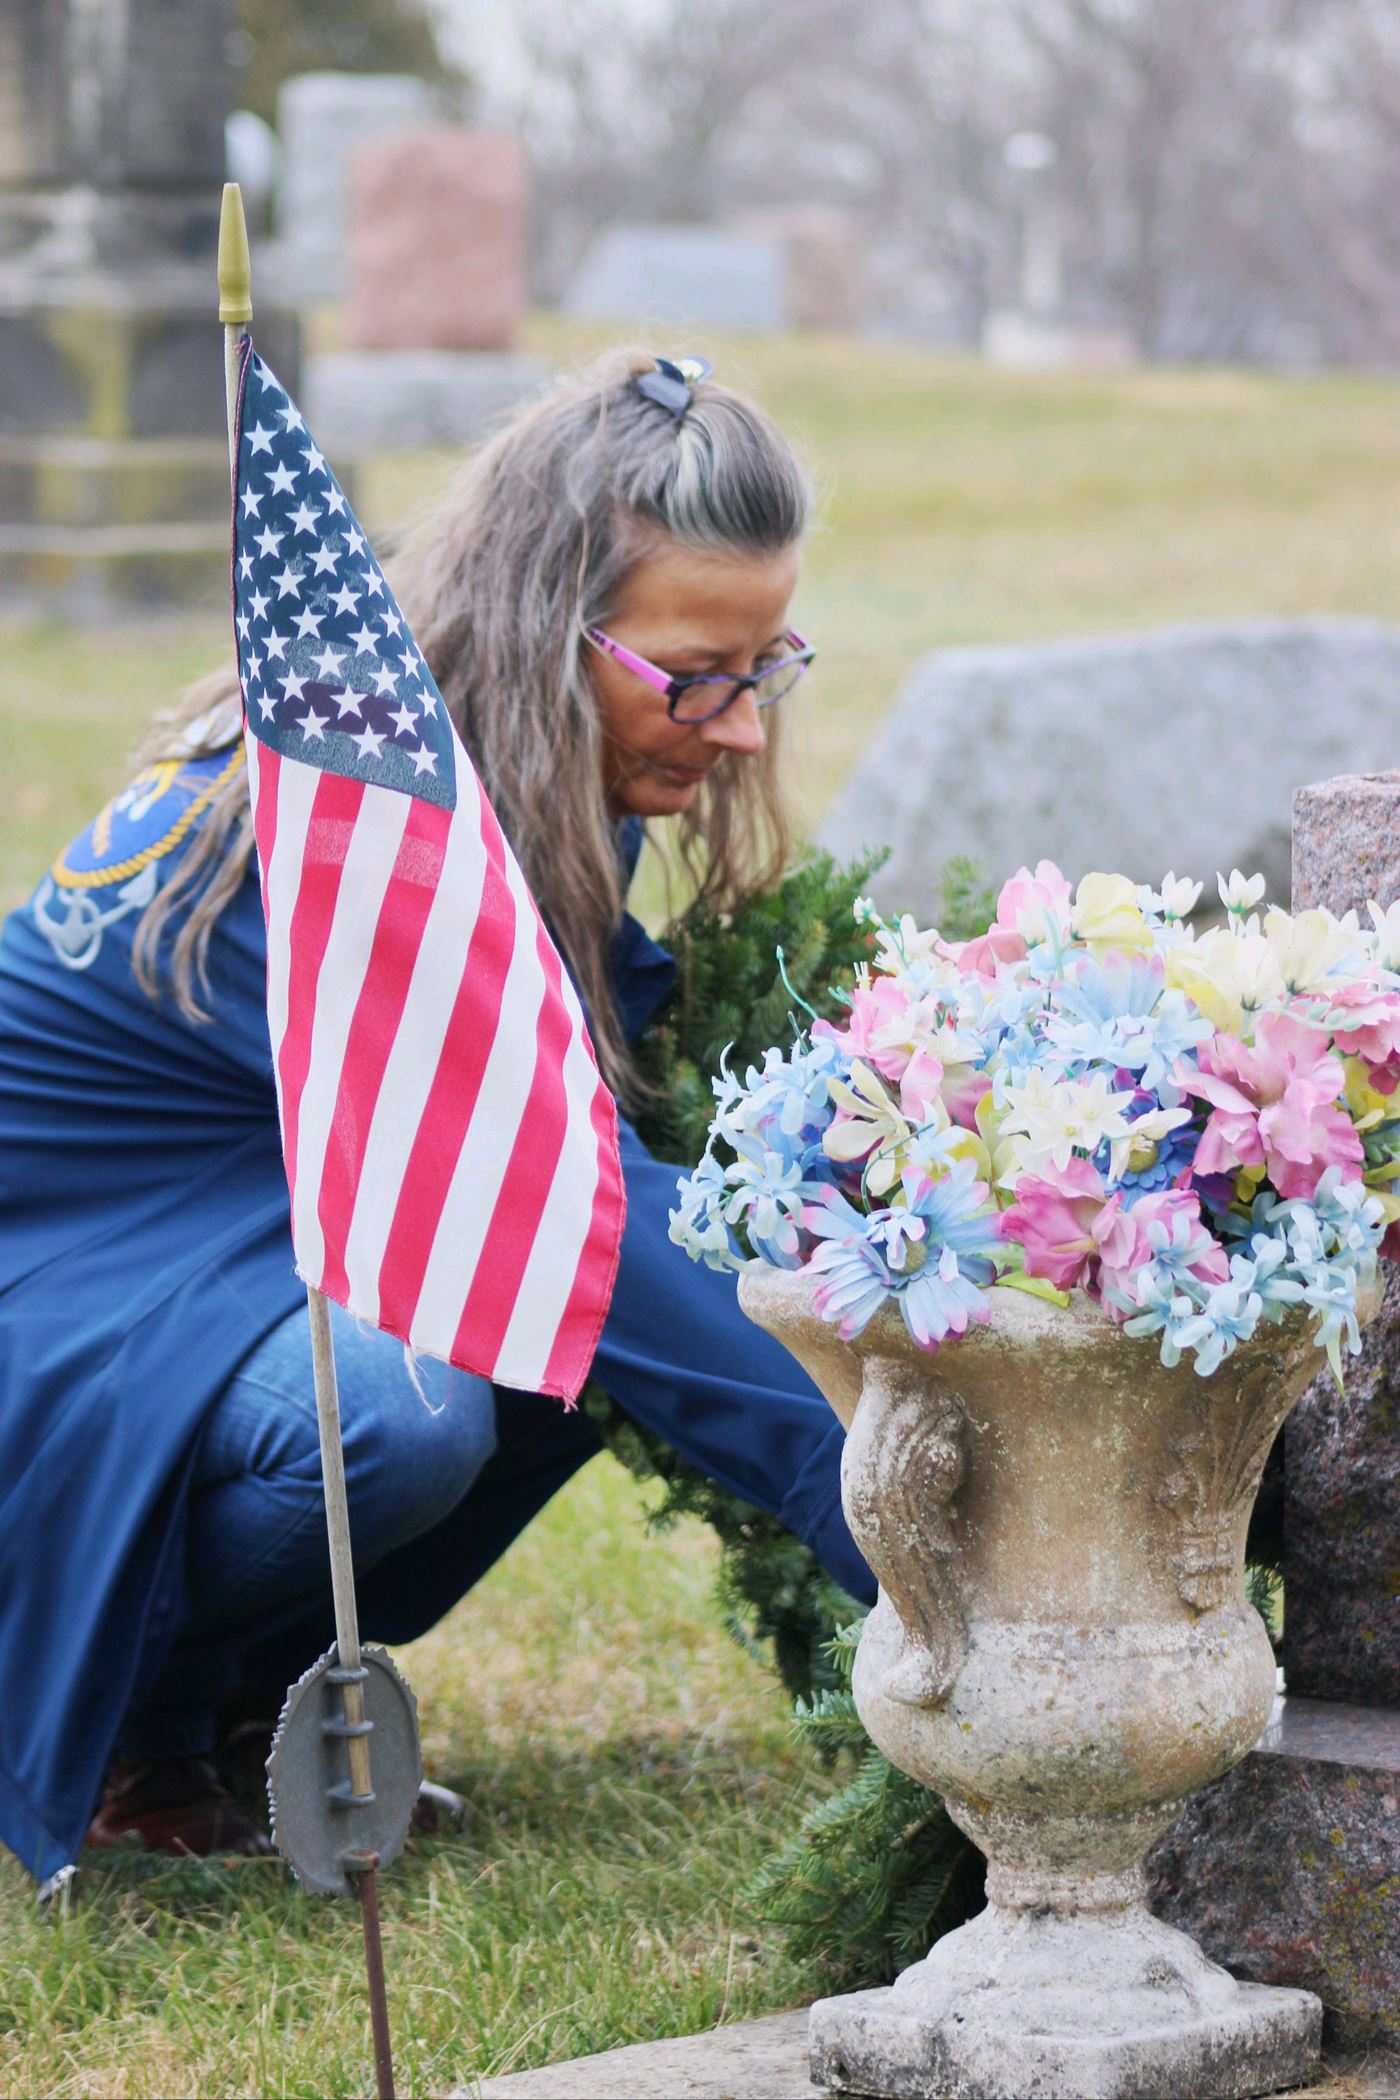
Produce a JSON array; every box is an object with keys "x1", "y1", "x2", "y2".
[{"x1": 633, "y1": 355, "x2": 713, "y2": 419}]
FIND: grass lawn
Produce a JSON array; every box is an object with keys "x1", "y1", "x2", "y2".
[{"x1": 2, "y1": 330, "x2": 1398, "y2": 2096}]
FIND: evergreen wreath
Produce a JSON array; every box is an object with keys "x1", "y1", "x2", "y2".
[{"x1": 584, "y1": 848, "x2": 1284, "y2": 1987}]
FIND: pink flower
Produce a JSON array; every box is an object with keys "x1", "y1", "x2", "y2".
[
  {"x1": 994, "y1": 860, "x2": 1073, "y2": 948},
  {"x1": 1325, "y1": 982, "x2": 1400, "y2": 1068},
  {"x1": 949, "y1": 927, "x2": 1028, "y2": 978},
  {"x1": 999, "y1": 1158, "x2": 1110, "y2": 1292},
  {"x1": 815, "y1": 977, "x2": 919, "y2": 1083},
  {"x1": 899, "y1": 1048, "x2": 945, "y2": 1123},
  {"x1": 1096, "y1": 1189, "x2": 1228, "y2": 1315},
  {"x1": 1177, "y1": 1011, "x2": 1363, "y2": 1200}
]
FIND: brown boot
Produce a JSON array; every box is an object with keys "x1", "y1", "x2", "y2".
[{"x1": 85, "y1": 1756, "x2": 275, "y2": 1858}]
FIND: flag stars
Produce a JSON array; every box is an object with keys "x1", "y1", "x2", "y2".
[
  {"x1": 300, "y1": 704, "x2": 329, "y2": 741},
  {"x1": 292, "y1": 607, "x2": 324, "y2": 640},
  {"x1": 267, "y1": 461, "x2": 298, "y2": 498},
  {"x1": 370, "y1": 664, "x2": 398, "y2": 698},
  {"x1": 309, "y1": 544, "x2": 339, "y2": 576},
  {"x1": 408, "y1": 742, "x2": 437, "y2": 776},
  {"x1": 254, "y1": 524, "x2": 284, "y2": 561},
  {"x1": 351, "y1": 721, "x2": 387, "y2": 763},
  {"x1": 389, "y1": 701, "x2": 418, "y2": 739},
  {"x1": 332, "y1": 687, "x2": 364, "y2": 719},
  {"x1": 240, "y1": 487, "x2": 262, "y2": 518},
  {"x1": 248, "y1": 587, "x2": 269, "y2": 621},
  {"x1": 288, "y1": 499, "x2": 321, "y2": 537},
  {"x1": 278, "y1": 401, "x2": 306, "y2": 433},
  {"x1": 323, "y1": 486, "x2": 347, "y2": 518},
  {"x1": 362, "y1": 570, "x2": 385, "y2": 599},
  {"x1": 329, "y1": 582, "x2": 360, "y2": 618},
  {"x1": 273, "y1": 563, "x2": 304, "y2": 600},
  {"x1": 247, "y1": 423, "x2": 275, "y2": 455},
  {"x1": 302, "y1": 442, "x2": 328, "y2": 478},
  {"x1": 257, "y1": 690, "x2": 277, "y2": 721},
  {"x1": 279, "y1": 668, "x2": 309, "y2": 703},
  {"x1": 349, "y1": 621, "x2": 379, "y2": 655},
  {"x1": 313, "y1": 643, "x2": 346, "y2": 682},
  {"x1": 238, "y1": 551, "x2": 254, "y2": 581},
  {"x1": 263, "y1": 629, "x2": 291, "y2": 663},
  {"x1": 236, "y1": 611, "x2": 251, "y2": 640},
  {"x1": 344, "y1": 527, "x2": 365, "y2": 559}
]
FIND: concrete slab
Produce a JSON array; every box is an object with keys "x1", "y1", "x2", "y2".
[
  {"x1": 461, "y1": 2009, "x2": 818, "y2": 2097},
  {"x1": 455, "y1": 2009, "x2": 1398, "y2": 2099}
]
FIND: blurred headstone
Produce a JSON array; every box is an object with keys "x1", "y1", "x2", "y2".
[
  {"x1": 226, "y1": 109, "x2": 279, "y2": 241},
  {"x1": 566, "y1": 224, "x2": 787, "y2": 334},
  {"x1": 305, "y1": 349, "x2": 550, "y2": 459},
  {"x1": 0, "y1": 0, "x2": 299, "y2": 616},
  {"x1": 732, "y1": 207, "x2": 867, "y2": 333},
  {"x1": 819, "y1": 620, "x2": 1400, "y2": 913},
  {"x1": 347, "y1": 130, "x2": 528, "y2": 351},
  {"x1": 265, "y1": 73, "x2": 436, "y2": 302},
  {"x1": 983, "y1": 132, "x2": 1138, "y2": 369}
]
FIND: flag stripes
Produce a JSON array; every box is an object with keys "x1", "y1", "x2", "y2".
[{"x1": 233, "y1": 339, "x2": 623, "y2": 1401}]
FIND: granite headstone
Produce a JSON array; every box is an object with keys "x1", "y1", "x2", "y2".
[
  {"x1": 346, "y1": 129, "x2": 528, "y2": 352},
  {"x1": 819, "y1": 621, "x2": 1400, "y2": 914}
]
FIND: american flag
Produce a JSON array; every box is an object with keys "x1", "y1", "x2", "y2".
[{"x1": 229, "y1": 337, "x2": 624, "y2": 1402}]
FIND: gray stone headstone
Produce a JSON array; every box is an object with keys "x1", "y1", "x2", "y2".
[
  {"x1": 304, "y1": 350, "x2": 550, "y2": 461},
  {"x1": 269, "y1": 72, "x2": 436, "y2": 300},
  {"x1": 565, "y1": 223, "x2": 788, "y2": 334},
  {"x1": 820, "y1": 620, "x2": 1400, "y2": 914}
]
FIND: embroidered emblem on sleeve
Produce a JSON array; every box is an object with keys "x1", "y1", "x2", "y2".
[{"x1": 32, "y1": 745, "x2": 246, "y2": 972}]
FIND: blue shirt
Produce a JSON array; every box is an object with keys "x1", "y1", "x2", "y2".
[{"x1": 0, "y1": 753, "x2": 869, "y2": 1879}]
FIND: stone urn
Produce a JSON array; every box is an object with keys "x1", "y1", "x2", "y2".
[{"x1": 740, "y1": 1266, "x2": 1358, "y2": 2100}]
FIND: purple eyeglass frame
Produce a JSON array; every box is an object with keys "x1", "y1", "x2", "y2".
[{"x1": 586, "y1": 626, "x2": 815, "y2": 723}]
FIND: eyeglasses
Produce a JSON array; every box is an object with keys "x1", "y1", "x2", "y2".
[{"x1": 586, "y1": 626, "x2": 815, "y2": 724}]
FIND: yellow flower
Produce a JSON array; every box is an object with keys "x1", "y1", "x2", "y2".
[
  {"x1": 945, "y1": 1091, "x2": 1025, "y2": 1199},
  {"x1": 1165, "y1": 926, "x2": 1284, "y2": 1035},
  {"x1": 1261, "y1": 906, "x2": 1360, "y2": 995},
  {"x1": 1343, "y1": 1055, "x2": 1391, "y2": 1135},
  {"x1": 1070, "y1": 872, "x2": 1153, "y2": 955},
  {"x1": 823, "y1": 1061, "x2": 915, "y2": 1196}
]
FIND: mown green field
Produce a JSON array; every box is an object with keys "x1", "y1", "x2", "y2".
[{"x1": 1, "y1": 330, "x2": 1397, "y2": 2097}]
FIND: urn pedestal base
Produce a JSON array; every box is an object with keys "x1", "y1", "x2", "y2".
[{"x1": 809, "y1": 1902, "x2": 1322, "y2": 2100}]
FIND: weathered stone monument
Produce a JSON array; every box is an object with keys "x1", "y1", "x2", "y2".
[
  {"x1": 1149, "y1": 773, "x2": 1400, "y2": 2055},
  {"x1": 0, "y1": 0, "x2": 297, "y2": 614},
  {"x1": 820, "y1": 621, "x2": 1400, "y2": 916}
]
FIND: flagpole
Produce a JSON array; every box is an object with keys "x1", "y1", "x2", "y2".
[{"x1": 217, "y1": 181, "x2": 396, "y2": 2100}]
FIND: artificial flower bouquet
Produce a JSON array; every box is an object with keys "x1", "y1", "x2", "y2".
[{"x1": 670, "y1": 865, "x2": 1400, "y2": 1381}]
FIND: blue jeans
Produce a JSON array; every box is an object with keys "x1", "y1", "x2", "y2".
[{"x1": 125, "y1": 1300, "x2": 601, "y2": 1756}]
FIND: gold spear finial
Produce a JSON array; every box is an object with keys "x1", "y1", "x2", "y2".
[{"x1": 218, "y1": 181, "x2": 253, "y2": 326}]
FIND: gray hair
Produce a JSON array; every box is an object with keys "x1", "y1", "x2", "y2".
[{"x1": 134, "y1": 347, "x2": 812, "y2": 1102}]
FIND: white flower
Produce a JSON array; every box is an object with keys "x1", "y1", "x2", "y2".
[
  {"x1": 1218, "y1": 869, "x2": 1267, "y2": 916},
  {"x1": 1368, "y1": 898, "x2": 1400, "y2": 973},
  {"x1": 1002, "y1": 1068, "x2": 1135, "y2": 1175},
  {"x1": 1158, "y1": 872, "x2": 1203, "y2": 922}
]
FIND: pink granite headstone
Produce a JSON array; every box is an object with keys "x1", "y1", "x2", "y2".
[
  {"x1": 1287, "y1": 771, "x2": 1400, "y2": 1708},
  {"x1": 346, "y1": 129, "x2": 529, "y2": 353}
]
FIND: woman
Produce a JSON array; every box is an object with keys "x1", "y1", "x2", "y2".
[{"x1": 0, "y1": 350, "x2": 873, "y2": 1878}]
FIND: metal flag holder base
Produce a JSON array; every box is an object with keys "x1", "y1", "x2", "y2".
[{"x1": 266, "y1": 1645, "x2": 422, "y2": 1901}]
